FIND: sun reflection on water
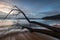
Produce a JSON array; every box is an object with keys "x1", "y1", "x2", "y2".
[{"x1": 0, "y1": 20, "x2": 14, "y2": 27}]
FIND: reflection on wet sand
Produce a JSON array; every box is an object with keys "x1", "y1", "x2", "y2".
[{"x1": 0, "y1": 20, "x2": 14, "y2": 27}]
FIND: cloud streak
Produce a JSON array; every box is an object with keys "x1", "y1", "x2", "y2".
[{"x1": 0, "y1": 0, "x2": 60, "y2": 18}]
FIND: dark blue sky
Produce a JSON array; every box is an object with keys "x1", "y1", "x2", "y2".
[{"x1": 0, "y1": 0, "x2": 60, "y2": 18}]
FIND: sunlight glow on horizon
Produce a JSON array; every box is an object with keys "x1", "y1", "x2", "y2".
[{"x1": 0, "y1": 2, "x2": 14, "y2": 13}]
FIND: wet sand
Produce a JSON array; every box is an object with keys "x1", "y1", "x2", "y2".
[{"x1": 0, "y1": 24, "x2": 60, "y2": 40}]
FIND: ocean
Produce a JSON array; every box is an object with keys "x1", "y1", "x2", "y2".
[{"x1": 0, "y1": 19, "x2": 60, "y2": 27}]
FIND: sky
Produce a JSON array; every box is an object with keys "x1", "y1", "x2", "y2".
[{"x1": 0, "y1": 0, "x2": 60, "y2": 18}]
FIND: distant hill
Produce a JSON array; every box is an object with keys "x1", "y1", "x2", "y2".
[{"x1": 42, "y1": 14, "x2": 60, "y2": 20}]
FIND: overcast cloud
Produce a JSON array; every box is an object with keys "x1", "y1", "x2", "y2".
[{"x1": 0, "y1": 0, "x2": 60, "y2": 18}]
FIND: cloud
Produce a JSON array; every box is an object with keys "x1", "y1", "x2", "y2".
[
  {"x1": 0, "y1": 2, "x2": 14, "y2": 13},
  {"x1": 0, "y1": 0, "x2": 60, "y2": 18}
]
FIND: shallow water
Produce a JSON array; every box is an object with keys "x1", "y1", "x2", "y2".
[{"x1": 0, "y1": 19, "x2": 60, "y2": 27}]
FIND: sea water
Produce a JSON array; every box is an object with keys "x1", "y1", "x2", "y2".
[{"x1": 0, "y1": 19, "x2": 60, "y2": 27}]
